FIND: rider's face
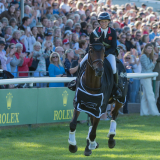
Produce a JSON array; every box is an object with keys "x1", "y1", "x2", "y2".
[{"x1": 99, "y1": 20, "x2": 110, "y2": 29}]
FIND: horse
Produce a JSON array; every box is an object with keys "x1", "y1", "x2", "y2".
[{"x1": 68, "y1": 39, "x2": 127, "y2": 156}]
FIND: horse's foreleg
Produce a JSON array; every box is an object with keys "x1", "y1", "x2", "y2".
[
  {"x1": 68, "y1": 109, "x2": 80, "y2": 153},
  {"x1": 108, "y1": 100, "x2": 122, "y2": 149},
  {"x1": 84, "y1": 115, "x2": 99, "y2": 156},
  {"x1": 88, "y1": 117, "x2": 100, "y2": 150}
]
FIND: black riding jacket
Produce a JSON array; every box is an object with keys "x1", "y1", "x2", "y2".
[{"x1": 90, "y1": 27, "x2": 117, "y2": 56}]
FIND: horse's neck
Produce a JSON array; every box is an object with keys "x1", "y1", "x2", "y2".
[{"x1": 83, "y1": 64, "x2": 101, "y2": 94}]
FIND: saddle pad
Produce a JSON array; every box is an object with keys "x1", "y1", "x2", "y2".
[{"x1": 75, "y1": 74, "x2": 104, "y2": 110}]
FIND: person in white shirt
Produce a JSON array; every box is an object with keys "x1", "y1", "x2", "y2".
[
  {"x1": 20, "y1": 27, "x2": 36, "y2": 54},
  {"x1": 0, "y1": 0, "x2": 5, "y2": 14},
  {"x1": 59, "y1": 0, "x2": 71, "y2": 14}
]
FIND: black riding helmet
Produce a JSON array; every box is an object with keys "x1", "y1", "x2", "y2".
[{"x1": 97, "y1": 12, "x2": 111, "y2": 23}]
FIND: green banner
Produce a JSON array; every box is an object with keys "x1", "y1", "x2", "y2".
[{"x1": 0, "y1": 88, "x2": 87, "y2": 127}]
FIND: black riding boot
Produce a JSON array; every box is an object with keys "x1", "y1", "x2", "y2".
[{"x1": 113, "y1": 72, "x2": 122, "y2": 99}]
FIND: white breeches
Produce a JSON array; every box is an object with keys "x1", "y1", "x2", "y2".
[
  {"x1": 80, "y1": 53, "x2": 117, "y2": 74},
  {"x1": 106, "y1": 54, "x2": 116, "y2": 74}
]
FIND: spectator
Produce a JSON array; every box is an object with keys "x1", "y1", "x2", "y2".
[
  {"x1": 31, "y1": 27, "x2": 38, "y2": 39},
  {"x1": 117, "y1": 33, "x2": 126, "y2": 47},
  {"x1": 134, "y1": 30, "x2": 142, "y2": 55},
  {"x1": 24, "y1": 5, "x2": 37, "y2": 28},
  {"x1": 123, "y1": 52, "x2": 133, "y2": 114},
  {"x1": 48, "y1": 52, "x2": 66, "y2": 87},
  {"x1": 0, "y1": 0, "x2": 6, "y2": 14},
  {"x1": 33, "y1": 41, "x2": 49, "y2": 87},
  {"x1": 70, "y1": 49, "x2": 85, "y2": 77},
  {"x1": 71, "y1": 33, "x2": 79, "y2": 50},
  {"x1": 141, "y1": 34, "x2": 149, "y2": 47},
  {"x1": 76, "y1": 1, "x2": 85, "y2": 15},
  {"x1": 9, "y1": 18, "x2": 18, "y2": 33},
  {"x1": 0, "y1": 4, "x2": 15, "y2": 21},
  {"x1": 135, "y1": 21, "x2": 142, "y2": 30},
  {"x1": 36, "y1": 22, "x2": 44, "y2": 43},
  {"x1": 18, "y1": 17, "x2": 30, "y2": 31},
  {"x1": 64, "y1": 49, "x2": 74, "y2": 77},
  {"x1": 149, "y1": 23, "x2": 160, "y2": 42},
  {"x1": 10, "y1": 30, "x2": 26, "y2": 53},
  {"x1": 86, "y1": 24, "x2": 93, "y2": 36},
  {"x1": 152, "y1": 41, "x2": 160, "y2": 103},
  {"x1": 9, "y1": 43, "x2": 24, "y2": 77},
  {"x1": 15, "y1": 43, "x2": 33, "y2": 77},
  {"x1": 55, "y1": 46, "x2": 65, "y2": 62},
  {"x1": 72, "y1": 23, "x2": 81, "y2": 38},
  {"x1": 141, "y1": 23, "x2": 149, "y2": 35},
  {"x1": 141, "y1": 3, "x2": 147, "y2": 10},
  {"x1": 15, "y1": 9, "x2": 21, "y2": 25},
  {"x1": 130, "y1": 49, "x2": 141, "y2": 103},
  {"x1": 120, "y1": 16, "x2": 128, "y2": 28},
  {"x1": 63, "y1": 39, "x2": 70, "y2": 51},
  {"x1": 140, "y1": 43, "x2": 159, "y2": 116},
  {"x1": 92, "y1": 21, "x2": 99, "y2": 30},
  {"x1": 4, "y1": 26, "x2": 12, "y2": 44},
  {"x1": 60, "y1": 0, "x2": 71, "y2": 15},
  {"x1": 0, "y1": 40, "x2": 13, "y2": 70},
  {"x1": 20, "y1": 27, "x2": 36, "y2": 54},
  {"x1": 125, "y1": 32, "x2": 135, "y2": 51},
  {"x1": 79, "y1": 40, "x2": 88, "y2": 52}
]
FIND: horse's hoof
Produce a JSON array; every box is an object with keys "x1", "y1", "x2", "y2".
[
  {"x1": 84, "y1": 147, "x2": 92, "y2": 156},
  {"x1": 69, "y1": 144, "x2": 78, "y2": 153},
  {"x1": 96, "y1": 142, "x2": 99, "y2": 149},
  {"x1": 108, "y1": 139, "x2": 115, "y2": 149}
]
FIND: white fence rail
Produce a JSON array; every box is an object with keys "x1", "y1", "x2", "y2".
[{"x1": 0, "y1": 72, "x2": 158, "y2": 85}]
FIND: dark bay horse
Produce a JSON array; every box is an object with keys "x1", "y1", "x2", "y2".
[{"x1": 68, "y1": 42, "x2": 127, "y2": 156}]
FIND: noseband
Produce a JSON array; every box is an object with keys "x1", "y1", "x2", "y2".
[{"x1": 88, "y1": 43, "x2": 105, "y2": 70}]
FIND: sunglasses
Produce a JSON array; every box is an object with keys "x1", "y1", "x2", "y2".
[
  {"x1": 125, "y1": 57, "x2": 130, "y2": 59},
  {"x1": 52, "y1": 56, "x2": 58, "y2": 58},
  {"x1": 121, "y1": 37, "x2": 126, "y2": 39}
]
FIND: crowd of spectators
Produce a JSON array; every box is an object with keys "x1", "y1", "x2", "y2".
[{"x1": 0, "y1": 0, "x2": 160, "y2": 115}]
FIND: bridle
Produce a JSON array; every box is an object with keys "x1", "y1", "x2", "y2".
[
  {"x1": 87, "y1": 43, "x2": 105, "y2": 70},
  {"x1": 83, "y1": 43, "x2": 105, "y2": 92}
]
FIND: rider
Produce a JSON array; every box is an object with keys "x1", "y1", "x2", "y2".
[{"x1": 79, "y1": 12, "x2": 122, "y2": 99}]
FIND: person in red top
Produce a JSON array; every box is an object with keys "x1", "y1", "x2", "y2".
[
  {"x1": 10, "y1": 30, "x2": 26, "y2": 53},
  {"x1": 15, "y1": 43, "x2": 33, "y2": 77},
  {"x1": 120, "y1": 16, "x2": 128, "y2": 28}
]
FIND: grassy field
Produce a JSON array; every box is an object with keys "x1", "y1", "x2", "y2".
[{"x1": 0, "y1": 114, "x2": 160, "y2": 160}]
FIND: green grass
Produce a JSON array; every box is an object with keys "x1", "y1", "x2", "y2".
[{"x1": 0, "y1": 114, "x2": 160, "y2": 160}]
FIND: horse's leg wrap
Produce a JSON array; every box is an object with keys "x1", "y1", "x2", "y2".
[
  {"x1": 107, "y1": 120, "x2": 117, "y2": 138},
  {"x1": 68, "y1": 130, "x2": 76, "y2": 146},
  {"x1": 88, "y1": 138, "x2": 97, "y2": 150},
  {"x1": 86, "y1": 126, "x2": 92, "y2": 139}
]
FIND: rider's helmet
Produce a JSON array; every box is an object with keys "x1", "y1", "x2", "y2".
[{"x1": 97, "y1": 12, "x2": 111, "y2": 22}]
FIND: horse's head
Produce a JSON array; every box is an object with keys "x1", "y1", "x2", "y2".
[{"x1": 88, "y1": 43, "x2": 105, "y2": 77}]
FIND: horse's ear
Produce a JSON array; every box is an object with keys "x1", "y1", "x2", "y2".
[{"x1": 98, "y1": 32, "x2": 105, "y2": 43}]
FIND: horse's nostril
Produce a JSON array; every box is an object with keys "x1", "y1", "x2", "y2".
[{"x1": 95, "y1": 68, "x2": 104, "y2": 77}]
